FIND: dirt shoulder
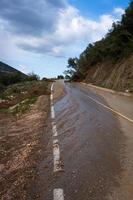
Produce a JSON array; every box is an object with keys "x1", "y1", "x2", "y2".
[
  {"x1": 53, "y1": 80, "x2": 66, "y2": 102},
  {"x1": 81, "y1": 83, "x2": 133, "y2": 98},
  {"x1": 0, "y1": 95, "x2": 50, "y2": 200}
]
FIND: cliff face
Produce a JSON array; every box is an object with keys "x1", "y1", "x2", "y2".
[{"x1": 85, "y1": 55, "x2": 133, "y2": 92}]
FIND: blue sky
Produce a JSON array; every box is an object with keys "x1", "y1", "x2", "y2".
[
  {"x1": 70, "y1": 0, "x2": 129, "y2": 16},
  {"x1": 0, "y1": 0, "x2": 130, "y2": 78}
]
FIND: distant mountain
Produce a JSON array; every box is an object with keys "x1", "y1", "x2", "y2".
[{"x1": 0, "y1": 61, "x2": 27, "y2": 77}]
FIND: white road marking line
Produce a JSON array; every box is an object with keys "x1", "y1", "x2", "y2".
[
  {"x1": 51, "y1": 83, "x2": 64, "y2": 198},
  {"x1": 51, "y1": 105, "x2": 55, "y2": 119},
  {"x1": 51, "y1": 83, "x2": 54, "y2": 92},
  {"x1": 53, "y1": 189, "x2": 64, "y2": 200},
  {"x1": 50, "y1": 94, "x2": 53, "y2": 101},
  {"x1": 52, "y1": 122, "x2": 58, "y2": 137},
  {"x1": 53, "y1": 140, "x2": 62, "y2": 172},
  {"x1": 53, "y1": 139, "x2": 58, "y2": 144},
  {"x1": 86, "y1": 94, "x2": 133, "y2": 123}
]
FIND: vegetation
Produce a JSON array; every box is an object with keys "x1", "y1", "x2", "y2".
[
  {"x1": 0, "y1": 60, "x2": 51, "y2": 115},
  {"x1": 0, "y1": 72, "x2": 26, "y2": 86},
  {"x1": 0, "y1": 80, "x2": 50, "y2": 116},
  {"x1": 65, "y1": 1, "x2": 133, "y2": 81},
  {"x1": 57, "y1": 75, "x2": 64, "y2": 79},
  {"x1": 0, "y1": 71, "x2": 40, "y2": 88},
  {"x1": 26, "y1": 72, "x2": 40, "y2": 81},
  {"x1": 0, "y1": 61, "x2": 22, "y2": 73},
  {"x1": 0, "y1": 61, "x2": 42, "y2": 91},
  {"x1": 9, "y1": 97, "x2": 37, "y2": 116},
  {"x1": 0, "y1": 61, "x2": 28, "y2": 88}
]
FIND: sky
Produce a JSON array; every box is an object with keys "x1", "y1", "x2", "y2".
[{"x1": 0, "y1": 0, "x2": 130, "y2": 78}]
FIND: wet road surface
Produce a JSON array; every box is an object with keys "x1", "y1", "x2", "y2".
[{"x1": 34, "y1": 81, "x2": 126, "y2": 200}]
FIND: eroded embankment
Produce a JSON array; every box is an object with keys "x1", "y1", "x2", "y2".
[{"x1": 84, "y1": 55, "x2": 133, "y2": 92}]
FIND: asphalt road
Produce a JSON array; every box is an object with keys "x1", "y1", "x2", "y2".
[{"x1": 33, "y1": 81, "x2": 133, "y2": 200}]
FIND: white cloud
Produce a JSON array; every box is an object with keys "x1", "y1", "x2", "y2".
[
  {"x1": 0, "y1": 1, "x2": 123, "y2": 59},
  {"x1": 113, "y1": 7, "x2": 125, "y2": 16},
  {"x1": 19, "y1": 65, "x2": 30, "y2": 74},
  {"x1": 18, "y1": 5, "x2": 116, "y2": 57},
  {"x1": 55, "y1": 6, "x2": 110, "y2": 43},
  {"x1": 41, "y1": 6, "x2": 116, "y2": 56}
]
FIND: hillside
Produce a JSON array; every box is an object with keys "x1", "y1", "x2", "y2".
[
  {"x1": 0, "y1": 61, "x2": 26, "y2": 77},
  {"x1": 65, "y1": 1, "x2": 133, "y2": 92},
  {"x1": 0, "y1": 61, "x2": 28, "y2": 87},
  {"x1": 85, "y1": 55, "x2": 133, "y2": 92}
]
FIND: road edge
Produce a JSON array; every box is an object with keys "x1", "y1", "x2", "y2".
[{"x1": 80, "y1": 82, "x2": 133, "y2": 98}]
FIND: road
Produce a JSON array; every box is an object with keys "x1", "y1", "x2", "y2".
[{"x1": 33, "y1": 81, "x2": 133, "y2": 200}]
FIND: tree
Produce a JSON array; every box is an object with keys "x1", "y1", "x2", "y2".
[
  {"x1": 64, "y1": 0, "x2": 133, "y2": 81},
  {"x1": 67, "y1": 58, "x2": 78, "y2": 70},
  {"x1": 122, "y1": 1, "x2": 133, "y2": 35},
  {"x1": 27, "y1": 72, "x2": 40, "y2": 81},
  {"x1": 65, "y1": 74, "x2": 70, "y2": 79},
  {"x1": 57, "y1": 75, "x2": 64, "y2": 79},
  {"x1": 0, "y1": 72, "x2": 25, "y2": 86}
]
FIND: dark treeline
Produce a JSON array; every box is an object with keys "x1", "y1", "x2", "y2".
[
  {"x1": 65, "y1": 1, "x2": 133, "y2": 81},
  {"x1": 0, "y1": 72, "x2": 40, "y2": 92},
  {"x1": 0, "y1": 72, "x2": 40, "y2": 86}
]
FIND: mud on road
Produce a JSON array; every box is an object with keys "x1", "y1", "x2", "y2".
[{"x1": 0, "y1": 95, "x2": 50, "y2": 200}]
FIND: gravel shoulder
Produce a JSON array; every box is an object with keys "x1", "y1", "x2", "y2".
[{"x1": 0, "y1": 95, "x2": 50, "y2": 200}]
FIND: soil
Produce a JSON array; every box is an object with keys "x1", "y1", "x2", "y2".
[
  {"x1": 53, "y1": 80, "x2": 66, "y2": 103},
  {"x1": 0, "y1": 95, "x2": 50, "y2": 200},
  {"x1": 85, "y1": 54, "x2": 133, "y2": 92}
]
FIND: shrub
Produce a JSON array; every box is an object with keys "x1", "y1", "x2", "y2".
[
  {"x1": 0, "y1": 72, "x2": 25, "y2": 86},
  {"x1": 26, "y1": 72, "x2": 40, "y2": 81}
]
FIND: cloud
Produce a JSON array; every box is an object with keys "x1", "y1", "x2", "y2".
[
  {"x1": 0, "y1": 0, "x2": 124, "y2": 58},
  {"x1": 19, "y1": 65, "x2": 30, "y2": 74},
  {"x1": 0, "y1": 0, "x2": 67, "y2": 36},
  {"x1": 17, "y1": 5, "x2": 116, "y2": 57},
  {"x1": 113, "y1": 7, "x2": 125, "y2": 16},
  {"x1": 55, "y1": 6, "x2": 115, "y2": 43},
  {"x1": 48, "y1": 0, "x2": 67, "y2": 7}
]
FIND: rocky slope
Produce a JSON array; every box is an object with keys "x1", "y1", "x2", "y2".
[{"x1": 84, "y1": 55, "x2": 133, "y2": 92}]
